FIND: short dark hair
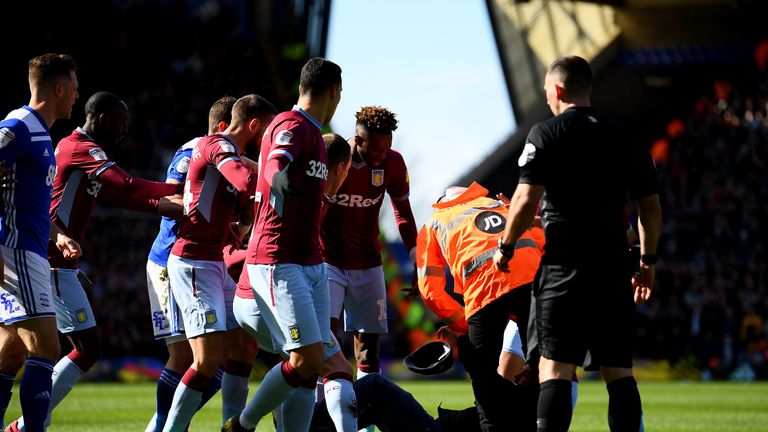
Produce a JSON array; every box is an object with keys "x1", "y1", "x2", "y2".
[
  {"x1": 299, "y1": 57, "x2": 342, "y2": 95},
  {"x1": 548, "y1": 56, "x2": 592, "y2": 97},
  {"x1": 208, "y1": 95, "x2": 237, "y2": 134},
  {"x1": 355, "y1": 106, "x2": 399, "y2": 134},
  {"x1": 323, "y1": 133, "x2": 350, "y2": 166},
  {"x1": 230, "y1": 94, "x2": 277, "y2": 125},
  {"x1": 28, "y1": 53, "x2": 77, "y2": 87},
  {"x1": 84, "y1": 91, "x2": 123, "y2": 116}
]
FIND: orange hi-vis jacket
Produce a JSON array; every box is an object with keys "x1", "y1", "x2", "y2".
[{"x1": 416, "y1": 182, "x2": 545, "y2": 333}]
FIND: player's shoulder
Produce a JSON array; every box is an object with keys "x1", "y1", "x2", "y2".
[
  {"x1": 2, "y1": 107, "x2": 46, "y2": 136},
  {"x1": 385, "y1": 148, "x2": 406, "y2": 165},
  {"x1": 214, "y1": 137, "x2": 238, "y2": 155},
  {"x1": 177, "y1": 137, "x2": 200, "y2": 154},
  {"x1": 272, "y1": 111, "x2": 309, "y2": 134},
  {"x1": 0, "y1": 120, "x2": 24, "y2": 149},
  {"x1": 55, "y1": 129, "x2": 109, "y2": 164},
  {"x1": 528, "y1": 117, "x2": 559, "y2": 145},
  {"x1": 384, "y1": 149, "x2": 408, "y2": 175},
  {"x1": 0, "y1": 114, "x2": 33, "y2": 148},
  {"x1": 198, "y1": 133, "x2": 236, "y2": 154}
]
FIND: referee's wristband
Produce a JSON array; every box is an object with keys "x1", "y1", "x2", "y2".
[
  {"x1": 498, "y1": 238, "x2": 515, "y2": 258},
  {"x1": 641, "y1": 254, "x2": 657, "y2": 265}
]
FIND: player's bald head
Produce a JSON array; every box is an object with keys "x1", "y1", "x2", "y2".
[
  {"x1": 84, "y1": 91, "x2": 125, "y2": 116},
  {"x1": 323, "y1": 133, "x2": 351, "y2": 166}
]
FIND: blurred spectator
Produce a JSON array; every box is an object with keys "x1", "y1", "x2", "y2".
[{"x1": 638, "y1": 45, "x2": 768, "y2": 378}]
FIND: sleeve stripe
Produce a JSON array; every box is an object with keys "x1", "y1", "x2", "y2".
[
  {"x1": 216, "y1": 156, "x2": 238, "y2": 170},
  {"x1": 268, "y1": 149, "x2": 293, "y2": 162},
  {"x1": 90, "y1": 162, "x2": 115, "y2": 180}
]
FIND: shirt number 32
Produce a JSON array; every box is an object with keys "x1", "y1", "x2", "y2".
[{"x1": 306, "y1": 160, "x2": 328, "y2": 180}]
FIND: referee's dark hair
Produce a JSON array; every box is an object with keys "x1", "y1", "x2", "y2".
[
  {"x1": 84, "y1": 91, "x2": 122, "y2": 116},
  {"x1": 548, "y1": 56, "x2": 592, "y2": 98},
  {"x1": 323, "y1": 133, "x2": 351, "y2": 166}
]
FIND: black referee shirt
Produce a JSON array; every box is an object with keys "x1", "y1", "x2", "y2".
[{"x1": 518, "y1": 106, "x2": 657, "y2": 263}]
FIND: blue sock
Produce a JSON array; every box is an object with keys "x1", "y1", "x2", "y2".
[
  {"x1": 0, "y1": 371, "x2": 16, "y2": 427},
  {"x1": 153, "y1": 368, "x2": 182, "y2": 431},
  {"x1": 19, "y1": 357, "x2": 54, "y2": 432},
  {"x1": 198, "y1": 368, "x2": 223, "y2": 410}
]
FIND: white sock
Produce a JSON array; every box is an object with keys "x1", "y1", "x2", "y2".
[
  {"x1": 145, "y1": 413, "x2": 159, "y2": 432},
  {"x1": 50, "y1": 355, "x2": 85, "y2": 410},
  {"x1": 162, "y1": 383, "x2": 202, "y2": 432},
  {"x1": 17, "y1": 356, "x2": 85, "y2": 431},
  {"x1": 278, "y1": 387, "x2": 315, "y2": 431},
  {"x1": 239, "y1": 362, "x2": 295, "y2": 429},
  {"x1": 324, "y1": 378, "x2": 357, "y2": 432},
  {"x1": 221, "y1": 372, "x2": 249, "y2": 425}
]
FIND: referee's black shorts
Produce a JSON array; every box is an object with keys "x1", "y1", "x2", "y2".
[{"x1": 534, "y1": 260, "x2": 635, "y2": 369}]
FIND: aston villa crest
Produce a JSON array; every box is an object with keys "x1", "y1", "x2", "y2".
[{"x1": 371, "y1": 169, "x2": 384, "y2": 187}]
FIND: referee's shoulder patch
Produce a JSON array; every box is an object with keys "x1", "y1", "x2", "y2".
[{"x1": 518, "y1": 142, "x2": 537, "y2": 167}]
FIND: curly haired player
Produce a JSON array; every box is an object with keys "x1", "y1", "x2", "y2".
[{"x1": 321, "y1": 106, "x2": 418, "y2": 390}]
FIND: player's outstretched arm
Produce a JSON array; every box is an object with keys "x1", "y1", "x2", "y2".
[
  {"x1": 98, "y1": 165, "x2": 181, "y2": 214},
  {"x1": 158, "y1": 194, "x2": 184, "y2": 220}
]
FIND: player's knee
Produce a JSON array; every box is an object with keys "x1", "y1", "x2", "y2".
[
  {"x1": 69, "y1": 328, "x2": 102, "y2": 364},
  {"x1": 291, "y1": 349, "x2": 325, "y2": 377},
  {"x1": 167, "y1": 344, "x2": 194, "y2": 371},
  {"x1": 30, "y1": 338, "x2": 60, "y2": 362},
  {"x1": 196, "y1": 348, "x2": 226, "y2": 370},
  {"x1": 78, "y1": 338, "x2": 102, "y2": 364},
  {"x1": 0, "y1": 340, "x2": 29, "y2": 372}
]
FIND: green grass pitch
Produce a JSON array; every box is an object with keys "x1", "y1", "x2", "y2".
[{"x1": 4, "y1": 380, "x2": 768, "y2": 431}]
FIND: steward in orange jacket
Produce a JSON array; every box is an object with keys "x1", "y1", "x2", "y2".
[
  {"x1": 416, "y1": 182, "x2": 544, "y2": 332},
  {"x1": 416, "y1": 181, "x2": 543, "y2": 432}
]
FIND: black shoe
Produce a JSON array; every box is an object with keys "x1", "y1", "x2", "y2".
[{"x1": 437, "y1": 403, "x2": 481, "y2": 432}]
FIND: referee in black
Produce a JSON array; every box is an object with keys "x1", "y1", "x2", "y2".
[{"x1": 492, "y1": 56, "x2": 662, "y2": 432}]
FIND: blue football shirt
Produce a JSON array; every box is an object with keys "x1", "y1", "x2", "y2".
[
  {"x1": 147, "y1": 138, "x2": 197, "y2": 267},
  {"x1": 0, "y1": 106, "x2": 56, "y2": 258}
]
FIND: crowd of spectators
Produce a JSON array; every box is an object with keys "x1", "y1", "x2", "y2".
[{"x1": 636, "y1": 43, "x2": 768, "y2": 379}]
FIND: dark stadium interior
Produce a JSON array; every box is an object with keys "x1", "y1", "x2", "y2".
[{"x1": 1, "y1": 0, "x2": 767, "y2": 382}]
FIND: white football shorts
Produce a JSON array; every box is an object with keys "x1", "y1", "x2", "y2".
[
  {"x1": 0, "y1": 245, "x2": 55, "y2": 324},
  {"x1": 167, "y1": 255, "x2": 238, "y2": 339},
  {"x1": 247, "y1": 263, "x2": 331, "y2": 353},
  {"x1": 146, "y1": 259, "x2": 185, "y2": 342},
  {"x1": 50, "y1": 268, "x2": 97, "y2": 333},
  {"x1": 326, "y1": 264, "x2": 388, "y2": 334}
]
